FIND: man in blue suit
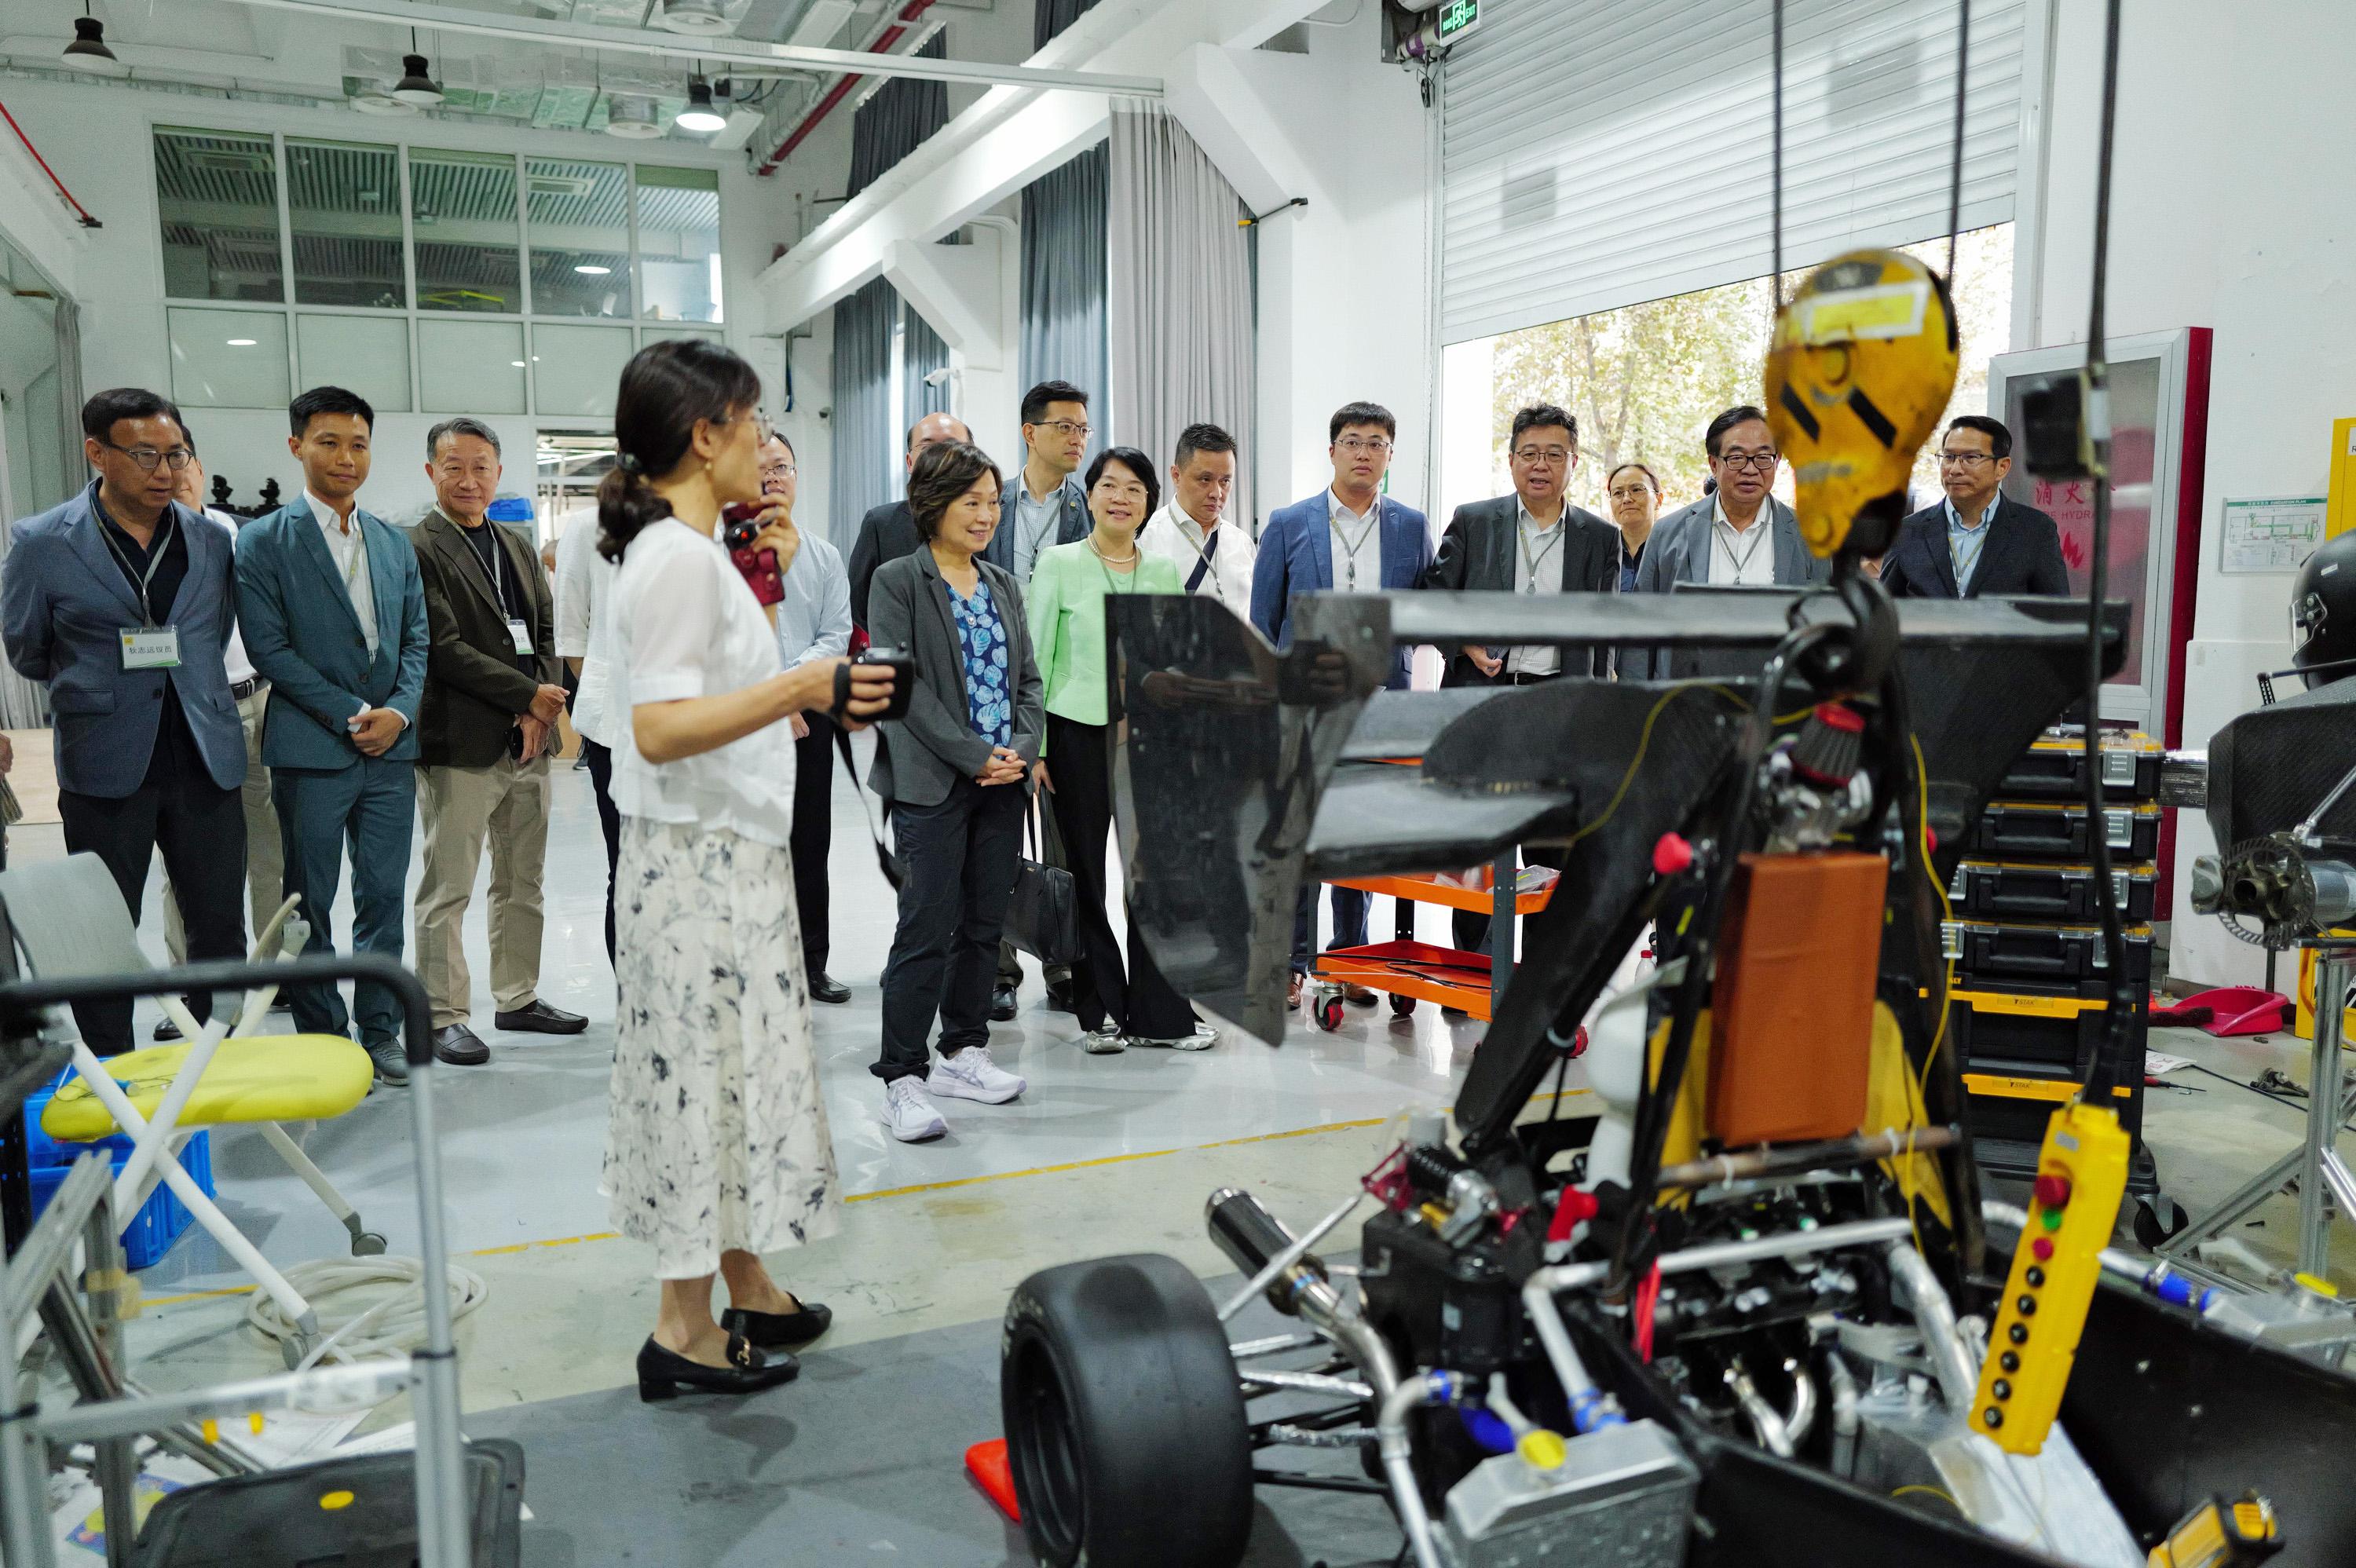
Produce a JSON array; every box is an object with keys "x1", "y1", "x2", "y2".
[
  {"x1": 1249, "y1": 400, "x2": 1432, "y2": 1011},
  {"x1": 2, "y1": 388, "x2": 249, "y2": 1055},
  {"x1": 236, "y1": 387, "x2": 428, "y2": 1086}
]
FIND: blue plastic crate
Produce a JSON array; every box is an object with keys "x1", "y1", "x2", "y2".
[{"x1": 27, "y1": 1128, "x2": 214, "y2": 1270}]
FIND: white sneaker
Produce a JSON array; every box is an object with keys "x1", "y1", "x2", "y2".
[
  {"x1": 884, "y1": 1077, "x2": 948, "y2": 1142},
  {"x1": 928, "y1": 1044, "x2": 1026, "y2": 1104},
  {"x1": 1081, "y1": 1023, "x2": 1127, "y2": 1054}
]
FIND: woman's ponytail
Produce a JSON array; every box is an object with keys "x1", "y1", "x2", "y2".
[{"x1": 594, "y1": 338, "x2": 764, "y2": 564}]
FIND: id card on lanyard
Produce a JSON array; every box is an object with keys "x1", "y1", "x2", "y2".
[{"x1": 106, "y1": 511, "x2": 182, "y2": 670}]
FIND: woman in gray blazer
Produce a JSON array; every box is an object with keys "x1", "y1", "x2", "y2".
[{"x1": 866, "y1": 440, "x2": 1046, "y2": 1144}]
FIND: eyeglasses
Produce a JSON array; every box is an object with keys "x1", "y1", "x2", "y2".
[
  {"x1": 1511, "y1": 446, "x2": 1575, "y2": 466},
  {"x1": 762, "y1": 462, "x2": 798, "y2": 478},
  {"x1": 101, "y1": 441, "x2": 195, "y2": 473},
  {"x1": 1033, "y1": 419, "x2": 1092, "y2": 440},
  {"x1": 1937, "y1": 451, "x2": 1995, "y2": 468},
  {"x1": 1717, "y1": 450, "x2": 1779, "y2": 472},
  {"x1": 1608, "y1": 483, "x2": 1656, "y2": 501},
  {"x1": 1336, "y1": 437, "x2": 1393, "y2": 455}
]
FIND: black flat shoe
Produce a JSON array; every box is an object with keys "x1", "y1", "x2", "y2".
[
  {"x1": 636, "y1": 1333, "x2": 798, "y2": 1402},
  {"x1": 432, "y1": 1024, "x2": 489, "y2": 1066},
  {"x1": 721, "y1": 1299, "x2": 833, "y2": 1351},
  {"x1": 809, "y1": 972, "x2": 851, "y2": 1006},
  {"x1": 990, "y1": 983, "x2": 1018, "y2": 1022},
  {"x1": 495, "y1": 1000, "x2": 589, "y2": 1035}
]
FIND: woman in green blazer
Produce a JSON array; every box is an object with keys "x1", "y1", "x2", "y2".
[{"x1": 1027, "y1": 447, "x2": 1211, "y2": 1053}]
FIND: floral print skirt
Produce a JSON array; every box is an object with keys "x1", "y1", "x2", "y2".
[{"x1": 604, "y1": 817, "x2": 840, "y2": 1278}]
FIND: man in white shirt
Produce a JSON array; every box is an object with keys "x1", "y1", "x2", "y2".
[
  {"x1": 234, "y1": 386, "x2": 429, "y2": 1086},
  {"x1": 1140, "y1": 422, "x2": 1256, "y2": 620},
  {"x1": 554, "y1": 503, "x2": 621, "y2": 967},
  {"x1": 153, "y1": 442, "x2": 285, "y2": 1040}
]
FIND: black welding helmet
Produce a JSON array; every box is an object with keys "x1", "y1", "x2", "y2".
[{"x1": 2291, "y1": 530, "x2": 2356, "y2": 689}]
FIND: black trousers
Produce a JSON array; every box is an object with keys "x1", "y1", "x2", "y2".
[
  {"x1": 1046, "y1": 715, "x2": 1194, "y2": 1039},
  {"x1": 875, "y1": 774, "x2": 1025, "y2": 1084},
  {"x1": 791, "y1": 715, "x2": 834, "y2": 974},
  {"x1": 59, "y1": 745, "x2": 246, "y2": 1057},
  {"x1": 582, "y1": 740, "x2": 622, "y2": 967}
]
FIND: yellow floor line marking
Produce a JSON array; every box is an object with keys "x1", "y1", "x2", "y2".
[{"x1": 139, "y1": 1091, "x2": 1598, "y2": 1309}]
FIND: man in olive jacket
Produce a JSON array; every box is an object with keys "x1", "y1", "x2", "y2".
[{"x1": 404, "y1": 418, "x2": 584, "y2": 1067}]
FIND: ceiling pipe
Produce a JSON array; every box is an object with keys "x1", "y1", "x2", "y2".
[{"x1": 754, "y1": 0, "x2": 937, "y2": 177}]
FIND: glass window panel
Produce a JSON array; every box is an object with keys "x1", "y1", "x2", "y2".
[
  {"x1": 168, "y1": 308, "x2": 291, "y2": 408},
  {"x1": 412, "y1": 149, "x2": 524, "y2": 314},
  {"x1": 638, "y1": 325, "x2": 723, "y2": 349},
  {"x1": 154, "y1": 128, "x2": 284, "y2": 302},
  {"x1": 296, "y1": 314, "x2": 412, "y2": 413},
  {"x1": 532, "y1": 323, "x2": 633, "y2": 418},
  {"x1": 419, "y1": 318, "x2": 527, "y2": 415},
  {"x1": 635, "y1": 165, "x2": 720, "y2": 324},
  {"x1": 286, "y1": 139, "x2": 406, "y2": 309},
  {"x1": 526, "y1": 159, "x2": 632, "y2": 319}
]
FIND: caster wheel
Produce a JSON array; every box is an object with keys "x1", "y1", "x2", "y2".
[
  {"x1": 351, "y1": 1231, "x2": 389, "y2": 1257},
  {"x1": 1390, "y1": 994, "x2": 1416, "y2": 1018},
  {"x1": 1316, "y1": 996, "x2": 1345, "y2": 1032},
  {"x1": 2133, "y1": 1193, "x2": 2189, "y2": 1249}
]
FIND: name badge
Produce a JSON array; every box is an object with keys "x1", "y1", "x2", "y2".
[
  {"x1": 507, "y1": 617, "x2": 535, "y2": 656},
  {"x1": 120, "y1": 627, "x2": 181, "y2": 670}
]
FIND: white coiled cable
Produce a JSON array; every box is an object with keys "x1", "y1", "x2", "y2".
[{"x1": 245, "y1": 1255, "x2": 490, "y2": 1376}]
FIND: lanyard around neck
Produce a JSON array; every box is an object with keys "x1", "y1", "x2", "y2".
[
  {"x1": 1333, "y1": 506, "x2": 1379, "y2": 589},
  {"x1": 1517, "y1": 514, "x2": 1564, "y2": 593},
  {"x1": 1718, "y1": 511, "x2": 1769, "y2": 579},
  {"x1": 97, "y1": 508, "x2": 176, "y2": 628}
]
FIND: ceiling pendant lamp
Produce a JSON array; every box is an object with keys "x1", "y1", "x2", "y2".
[
  {"x1": 657, "y1": 0, "x2": 734, "y2": 36},
  {"x1": 350, "y1": 87, "x2": 419, "y2": 116},
  {"x1": 63, "y1": 12, "x2": 128, "y2": 77},
  {"x1": 675, "y1": 77, "x2": 727, "y2": 134},
  {"x1": 393, "y1": 28, "x2": 443, "y2": 106}
]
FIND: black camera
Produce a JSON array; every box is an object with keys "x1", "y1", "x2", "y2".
[{"x1": 838, "y1": 644, "x2": 916, "y2": 723}]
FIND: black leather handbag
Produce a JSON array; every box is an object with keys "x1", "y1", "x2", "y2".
[{"x1": 1004, "y1": 804, "x2": 1079, "y2": 966}]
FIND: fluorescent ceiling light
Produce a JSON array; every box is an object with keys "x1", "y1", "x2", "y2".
[
  {"x1": 510, "y1": 360, "x2": 526, "y2": 367},
  {"x1": 575, "y1": 265, "x2": 611, "y2": 275},
  {"x1": 657, "y1": 0, "x2": 734, "y2": 36},
  {"x1": 675, "y1": 79, "x2": 726, "y2": 134},
  {"x1": 392, "y1": 53, "x2": 443, "y2": 106},
  {"x1": 226, "y1": 338, "x2": 258, "y2": 346},
  {"x1": 63, "y1": 16, "x2": 127, "y2": 76}
]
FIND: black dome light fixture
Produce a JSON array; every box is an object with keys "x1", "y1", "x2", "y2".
[
  {"x1": 63, "y1": 7, "x2": 128, "y2": 77},
  {"x1": 675, "y1": 75, "x2": 727, "y2": 134},
  {"x1": 393, "y1": 28, "x2": 443, "y2": 107}
]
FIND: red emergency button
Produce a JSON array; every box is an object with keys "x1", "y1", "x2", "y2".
[
  {"x1": 1652, "y1": 833, "x2": 1694, "y2": 876},
  {"x1": 2033, "y1": 1174, "x2": 2073, "y2": 1209},
  {"x1": 2031, "y1": 1237, "x2": 2054, "y2": 1261}
]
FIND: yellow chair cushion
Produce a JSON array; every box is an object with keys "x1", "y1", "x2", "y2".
[{"x1": 41, "y1": 1035, "x2": 375, "y2": 1141}]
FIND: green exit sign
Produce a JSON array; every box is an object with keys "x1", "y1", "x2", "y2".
[{"x1": 1436, "y1": 0, "x2": 1483, "y2": 43}]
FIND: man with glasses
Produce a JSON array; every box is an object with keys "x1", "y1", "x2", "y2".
[
  {"x1": 1628, "y1": 405, "x2": 1828, "y2": 674},
  {"x1": 1877, "y1": 415, "x2": 2069, "y2": 598},
  {"x1": 760, "y1": 430, "x2": 855, "y2": 1007},
  {"x1": 1421, "y1": 403, "x2": 1619, "y2": 687},
  {"x1": 2, "y1": 388, "x2": 250, "y2": 1055},
  {"x1": 1252, "y1": 400, "x2": 1432, "y2": 1011},
  {"x1": 848, "y1": 411, "x2": 973, "y2": 633},
  {"x1": 404, "y1": 417, "x2": 583, "y2": 1069}
]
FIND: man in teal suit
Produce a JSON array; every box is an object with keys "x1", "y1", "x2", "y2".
[{"x1": 235, "y1": 387, "x2": 429, "y2": 1086}]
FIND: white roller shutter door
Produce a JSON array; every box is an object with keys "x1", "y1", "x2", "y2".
[{"x1": 1439, "y1": 0, "x2": 2025, "y2": 343}]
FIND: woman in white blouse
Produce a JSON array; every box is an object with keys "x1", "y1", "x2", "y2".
[{"x1": 595, "y1": 339, "x2": 894, "y2": 1401}]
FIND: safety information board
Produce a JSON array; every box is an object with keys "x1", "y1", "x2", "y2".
[{"x1": 2220, "y1": 495, "x2": 2327, "y2": 573}]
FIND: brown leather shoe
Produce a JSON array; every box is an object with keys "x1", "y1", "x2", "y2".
[
  {"x1": 1287, "y1": 972, "x2": 1305, "y2": 1011},
  {"x1": 1344, "y1": 984, "x2": 1380, "y2": 1007}
]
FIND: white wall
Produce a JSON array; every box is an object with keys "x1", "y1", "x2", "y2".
[
  {"x1": 0, "y1": 75, "x2": 818, "y2": 522},
  {"x1": 2023, "y1": 0, "x2": 2356, "y2": 986}
]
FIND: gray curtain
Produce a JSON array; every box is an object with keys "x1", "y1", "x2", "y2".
[
  {"x1": 903, "y1": 302, "x2": 950, "y2": 431},
  {"x1": 1106, "y1": 107, "x2": 1256, "y2": 533},
  {"x1": 1019, "y1": 143, "x2": 1109, "y2": 459},
  {"x1": 829, "y1": 276, "x2": 894, "y2": 550},
  {"x1": 1034, "y1": 0, "x2": 1105, "y2": 48},
  {"x1": 847, "y1": 33, "x2": 948, "y2": 198}
]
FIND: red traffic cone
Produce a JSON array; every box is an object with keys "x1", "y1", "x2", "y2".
[{"x1": 965, "y1": 1438, "x2": 1020, "y2": 1522}]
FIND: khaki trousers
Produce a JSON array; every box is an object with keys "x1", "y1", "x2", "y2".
[
  {"x1": 413, "y1": 751, "x2": 551, "y2": 1028},
  {"x1": 163, "y1": 685, "x2": 284, "y2": 962}
]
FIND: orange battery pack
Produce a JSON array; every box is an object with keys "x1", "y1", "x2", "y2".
[{"x1": 1707, "y1": 851, "x2": 1890, "y2": 1146}]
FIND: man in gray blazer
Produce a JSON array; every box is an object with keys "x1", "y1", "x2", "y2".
[
  {"x1": 1626, "y1": 404, "x2": 1831, "y2": 678},
  {"x1": 236, "y1": 387, "x2": 429, "y2": 1086},
  {"x1": 2, "y1": 388, "x2": 248, "y2": 1055}
]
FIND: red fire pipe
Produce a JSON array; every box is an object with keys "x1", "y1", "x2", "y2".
[{"x1": 756, "y1": 0, "x2": 940, "y2": 177}]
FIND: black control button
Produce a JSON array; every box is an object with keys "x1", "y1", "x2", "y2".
[
  {"x1": 2008, "y1": 1323, "x2": 2029, "y2": 1344},
  {"x1": 2025, "y1": 1266, "x2": 2046, "y2": 1288},
  {"x1": 1992, "y1": 1378, "x2": 2012, "y2": 1400},
  {"x1": 2016, "y1": 1295, "x2": 2038, "y2": 1316},
  {"x1": 2000, "y1": 1351, "x2": 2020, "y2": 1373},
  {"x1": 1984, "y1": 1407, "x2": 2004, "y2": 1428}
]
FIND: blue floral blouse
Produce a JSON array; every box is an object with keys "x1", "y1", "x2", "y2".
[{"x1": 947, "y1": 576, "x2": 1013, "y2": 747}]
